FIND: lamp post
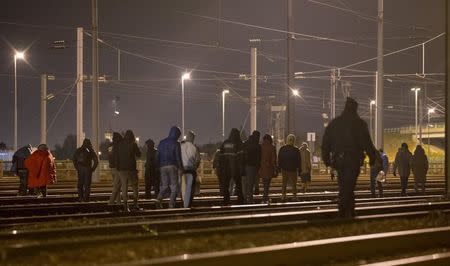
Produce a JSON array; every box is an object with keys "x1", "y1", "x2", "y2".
[
  {"x1": 222, "y1": 89, "x2": 230, "y2": 140},
  {"x1": 181, "y1": 72, "x2": 190, "y2": 138},
  {"x1": 13, "y1": 51, "x2": 25, "y2": 151},
  {"x1": 369, "y1": 100, "x2": 376, "y2": 141},
  {"x1": 292, "y1": 89, "x2": 299, "y2": 134},
  {"x1": 427, "y1": 108, "x2": 435, "y2": 155},
  {"x1": 411, "y1": 87, "x2": 421, "y2": 144}
]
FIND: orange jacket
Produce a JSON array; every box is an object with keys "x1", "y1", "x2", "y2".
[{"x1": 25, "y1": 150, "x2": 56, "y2": 188}]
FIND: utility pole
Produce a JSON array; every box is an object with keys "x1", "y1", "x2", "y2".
[
  {"x1": 445, "y1": 0, "x2": 450, "y2": 197},
  {"x1": 375, "y1": 0, "x2": 384, "y2": 149},
  {"x1": 419, "y1": 96, "x2": 423, "y2": 145},
  {"x1": 286, "y1": 0, "x2": 294, "y2": 134},
  {"x1": 77, "y1": 27, "x2": 84, "y2": 148},
  {"x1": 330, "y1": 69, "x2": 336, "y2": 119},
  {"x1": 91, "y1": 0, "x2": 99, "y2": 180},
  {"x1": 117, "y1": 49, "x2": 121, "y2": 81},
  {"x1": 250, "y1": 44, "x2": 257, "y2": 134},
  {"x1": 40, "y1": 74, "x2": 47, "y2": 144}
]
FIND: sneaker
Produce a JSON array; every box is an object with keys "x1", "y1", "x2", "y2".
[
  {"x1": 36, "y1": 193, "x2": 43, "y2": 199},
  {"x1": 155, "y1": 200, "x2": 163, "y2": 209}
]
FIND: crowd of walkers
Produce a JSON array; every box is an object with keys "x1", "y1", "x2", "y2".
[{"x1": 9, "y1": 98, "x2": 431, "y2": 218}]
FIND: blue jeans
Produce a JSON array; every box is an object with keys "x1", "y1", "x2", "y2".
[
  {"x1": 182, "y1": 171, "x2": 196, "y2": 208},
  {"x1": 157, "y1": 165, "x2": 179, "y2": 208},
  {"x1": 77, "y1": 166, "x2": 92, "y2": 202},
  {"x1": 242, "y1": 166, "x2": 258, "y2": 203},
  {"x1": 370, "y1": 170, "x2": 383, "y2": 197}
]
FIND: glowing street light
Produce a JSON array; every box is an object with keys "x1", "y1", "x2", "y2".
[
  {"x1": 222, "y1": 89, "x2": 230, "y2": 140},
  {"x1": 181, "y1": 72, "x2": 191, "y2": 137},
  {"x1": 13, "y1": 51, "x2": 25, "y2": 151},
  {"x1": 292, "y1": 89, "x2": 300, "y2": 97}
]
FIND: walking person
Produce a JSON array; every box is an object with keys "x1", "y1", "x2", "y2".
[
  {"x1": 411, "y1": 145, "x2": 429, "y2": 194},
  {"x1": 322, "y1": 97, "x2": 380, "y2": 218},
  {"x1": 180, "y1": 131, "x2": 201, "y2": 208},
  {"x1": 259, "y1": 134, "x2": 277, "y2": 204},
  {"x1": 393, "y1": 143, "x2": 412, "y2": 196},
  {"x1": 242, "y1": 130, "x2": 261, "y2": 204},
  {"x1": 144, "y1": 139, "x2": 160, "y2": 199},
  {"x1": 11, "y1": 145, "x2": 32, "y2": 196},
  {"x1": 108, "y1": 132, "x2": 123, "y2": 204},
  {"x1": 278, "y1": 134, "x2": 301, "y2": 202},
  {"x1": 217, "y1": 128, "x2": 245, "y2": 206},
  {"x1": 73, "y1": 139, "x2": 98, "y2": 202},
  {"x1": 299, "y1": 142, "x2": 312, "y2": 194},
  {"x1": 156, "y1": 126, "x2": 183, "y2": 209},
  {"x1": 370, "y1": 149, "x2": 388, "y2": 198},
  {"x1": 25, "y1": 144, "x2": 56, "y2": 198},
  {"x1": 116, "y1": 130, "x2": 142, "y2": 211}
]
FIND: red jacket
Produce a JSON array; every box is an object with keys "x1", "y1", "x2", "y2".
[
  {"x1": 25, "y1": 150, "x2": 56, "y2": 188},
  {"x1": 259, "y1": 141, "x2": 277, "y2": 179}
]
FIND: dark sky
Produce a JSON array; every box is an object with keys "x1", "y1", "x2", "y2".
[{"x1": 0, "y1": 0, "x2": 446, "y2": 148}]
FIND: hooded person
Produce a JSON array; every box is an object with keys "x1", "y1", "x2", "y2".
[
  {"x1": 322, "y1": 97, "x2": 380, "y2": 218},
  {"x1": 278, "y1": 134, "x2": 301, "y2": 201},
  {"x1": 393, "y1": 142, "x2": 413, "y2": 196},
  {"x1": 11, "y1": 144, "x2": 32, "y2": 195},
  {"x1": 73, "y1": 138, "x2": 99, "y2": 202},
  {"x1": 299, "y1": 142, "x2": 312, "y2": 193},
  {"x1": 144, "y1": 138, "x2": 160, "y2": 199},
  {"x1": 156, "y1": 126, "x2": 183, "y2": 208},
  {"x1": 116, "y1": 130, "x2": 142, "y2": 211},
  {"x1": 217, "y1": 128, "x2": 244, "y2": 205},
  {"x1": 370, "y1": 148, "x2": 389, "y2": 198},
  {"x1": 242, "y1": 130, "x2": 261, "y2": 204},
  {"x1": 108, "y1": 132, "x2": 123, "y2": 204},
  {"x1": 411, "y1": 145, "x2": 428, "y2": 194},
  {"x1": 180, "y1": 130, "x2": 201, "y2": 208},
  {"x1": 25, "y1": 144, "x2": 56, "y2": 198},
  {"x1": 259, "y1": 134, "x2": 277, "y2": 204}
]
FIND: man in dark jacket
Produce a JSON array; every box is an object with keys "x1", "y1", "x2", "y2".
[
  {"x1": 145, "y1": 139, "x2": 160, "y2": 199},
  {"x1": 393, "y1": 143, "x2": 412, "y2": 196},
  {"x1": 278, "y1": 134, "x2": 301, "y2": 201},
  {"x1": 73, "y1": 138, "x2": 99, "y2": 202},
  {"x1": 217, "y1": 128, "x2": 244, "y2": 205},
  {"x1": 11, "y1": 145, "x2": 32, "y2": 195},
  {"x1": 116, "y1": 130, "x2": 141, "y2": 211},
  {"x1": 108, "y1": 132, "x2": 123, "y2": 204},
  {"x1": 156, "y1": 126, "x2": 183, "y2": 208},
  {"x1": 242, "y1": 130, "x2": 261, "y2": 204},
  {"x1": 322, "y1": 97, "x2": 380, "y2": 218}
]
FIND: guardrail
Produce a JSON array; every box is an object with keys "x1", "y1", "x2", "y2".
[{"x1": 0, "y1": 160, "x2": 445, "y2": 179}]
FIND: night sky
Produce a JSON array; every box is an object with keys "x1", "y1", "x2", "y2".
[{"x1": 0, "y1": 0, "x2": 445, "y2": 149}]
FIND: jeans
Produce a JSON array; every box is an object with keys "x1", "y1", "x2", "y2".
[
  {"x1": 145, "y1": 169, "x2": 160, "y2": 199},
  {"x1": 281, "y1": 170, "x2": 297, "y2": 200},
  {"x1": 77, "y1": 166, "x2": 92, "y2": 202},
  {"x1": 17, "y1": 169, "x2": 28, "y2": 195},
  {"x1": 219, "y1": 173, "x2": 243, "y2": 205},
  {"x1": 262, "y1": 177, "x2": 271, "y2": 202},
  {"x1": 157, "y1": 165, "x2": 179, "y2": 208},
  {"x1": 400, "y1": 176, "x2": 409, "y2": 195},
  {"x1": 181, "y1": 170, "x2": 196, "y2": 208},
  {"x1": 118, "y1": 170, "x2": 139, "y2": 208},
  {"x1": 242, "y1": 166, "x2": 258, "y2": 203},
  {"x1": 336, "y1": 160, "x2": 360, "y2": 218},
  {"x1": 370, "y1": 172, "x2": 383, "y2": 197},
  {"x1": 109, "y1": 168, "x2": 121, "y2": 204}
]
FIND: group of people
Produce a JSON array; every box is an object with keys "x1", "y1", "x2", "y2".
[
  {"x1": 11, "y1": 144, "x2": 56, "y2": 198},
  {"x1": 214, "y1": 129, "x2": 313, "y2": 205}
]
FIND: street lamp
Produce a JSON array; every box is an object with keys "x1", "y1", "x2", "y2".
[
  {"x1": 222, "y1": 89, "x2": 230, "y2": 140},
  {"x1": 411, "y1": 87, "x2": 421, "y2": 144},
  {"x1": 369, "y1": 100, "x2": 376, "y2": 141},
  {"x1": 14, "y1": 51, "x2": 25, "y2": 151},
  {"x1": 427, "y1": 108, "x2": 435, "y2": 155},
  {"x1": 181, "y1": 72, "x2": 191, "y2": 137},
  {"x1": 292, "y1": 89, "x2": 300, "y2": 134}
]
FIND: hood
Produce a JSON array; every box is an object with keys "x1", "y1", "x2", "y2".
[
  {"x1": 262, "y1": 134, "x2": 273, "y2": 145},
  {"x1": 300, "y1": 142, "x2": 309, "y2": 150},
  {"x1": 124, "y1": 130, "x2": 136, "y2": 143},
  {"x1": 414, "y1": 145, "x2": 425, "y2": 156},
  {"x1": 251, "y1": 130, "x2": 261, "y2": 143},
  {"x1": 185, "y1": 130, "x2": 195, "y2": 143},
  {"x1": 82, "y1": 138, "x2": 93, "y2": 149},
  {"x1": 168, "y1": 126, "x2": 181, "y2": 140},
  {"x1": 112, "y1": 132, "x2": 123, "y2": 144},
  {"x1": 14, "y1": 145, "x2": 32, "y2": 158},
  {"x1": 342, "y1": 97, "x2": 358, "y2": 115},
  {"x1": 286, "y1": 134, "x2": 296, "y2": 146},
  {"x1": 227, "y1": 128, "x2": 242, "y2": 144},
  {"x1": 145, "y1": 139, "x2": 155, "y2": 149}
]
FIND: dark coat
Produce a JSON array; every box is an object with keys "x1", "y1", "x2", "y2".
[
  {"x1": 393, "y1": 148, "x2": 412, "y2": 177},
  {"x1": 259, "y1": 140, "x2": 277, "y2": 179},
  {"x1": 243, "y1": 135, "x2": 261, "y2": 168},
  {"x1": 73, "y1": 139, "x2": 99, "y2": 171},
  {"x1": 218, "y1": 128, "x2": 243, "y2": 178},
  {"x1": 157, "y1": 126, "x2": 183, "y2": 169},
  {"x1": 108, "y1": 132, "x2": 123, "y2": 169},
  {"x1": 145, "y1": 148, "x2": 159, "y2": 178},
  {"x1": 412, "y1": 146, "x2": 428, "y2": 183},
  {"x1": 278, "y1": 145, "x2": 301, "y2": 172},
  {"x1": 116, "y1": 132, "x2": 141, "y2": 171},
  {"x1": 11, "y1": 145, "x2": 32, "y2": 174}
]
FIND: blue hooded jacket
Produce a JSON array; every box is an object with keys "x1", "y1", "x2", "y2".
[{"x1": 158, "y1": 126, "x2": 183, "y2": 169}]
